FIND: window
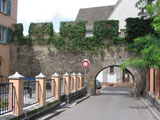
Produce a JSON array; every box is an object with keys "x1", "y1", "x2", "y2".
[
  {"x1": 110, "y1": 66, "x2": 114, "y2": 74},
  {"x1": 119, "y1": 29, "x2": 125, "y2": 37},
  {"x1": 0, "y1": 0, "x2": 7, "y2": 13},
  {"x1": 0, "y1": 0, "x2": 11, "y2": 15},
  {"x1": 0, "y1": 26, "x2": 7, "y2": 43}
]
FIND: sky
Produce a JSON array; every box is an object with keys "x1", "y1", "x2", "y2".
[{"x1": 17, "y1": 0, "x2": 118, "y2": 35}]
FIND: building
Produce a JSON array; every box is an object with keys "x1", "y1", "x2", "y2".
[
  {"x1": 76, "y1": 5, "x2": 114, "y2": 36},
  {"x1": 102, "y1": 66, "x2": 134, "y2": 85},
  {"x1": 0, "y1": 0, "x2": 18, "y2": 83},
  {"x1": 76, "y1": 0, "x2": 139, "y2": 37}
]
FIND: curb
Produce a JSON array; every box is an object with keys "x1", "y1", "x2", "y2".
[
  {"x1": 37, "y1": 95, "x2": 91, "y2": 120},
  {"x1": 140, "y1": 98, "x2": 160, "y2": 120}
]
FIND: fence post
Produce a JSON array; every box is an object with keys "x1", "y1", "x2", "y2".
[
  {"x1": 155, "y1": 68, "x2": 160, "y2": 99},
  {"x1": 51, "y1": 73, "x2": 60, "y2": 99},
  {"x1": 35, "y1": 73, "x2": 46, "y2": 105},
  {"x1": 8, "y1": 72, "x2": 24, "y2": 115},
  {"x1": 71, "y1": 73, "x2": 77, "y2": 92},
  {"x1": 150, "y1": 68, "x2": 154, "y2": 94},
  {"x1": 77, "y1": 73, "x2": 82, "y2": 90},
  {"x1": 63, "y1": 73, "x2": 70, "y2": 95}
]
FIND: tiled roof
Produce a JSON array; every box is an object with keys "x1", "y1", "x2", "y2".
[{"x1": 76, "y1": 5, "x2": 114, "y2": 26}]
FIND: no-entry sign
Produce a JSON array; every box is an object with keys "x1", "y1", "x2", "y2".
[{"x1": 82, "y1": 59, "x2": 90, "y2": 68}]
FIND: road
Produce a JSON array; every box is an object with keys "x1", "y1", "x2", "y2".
[{"x1": 50, "y1": 87, "x2": 157, "y2": 120}]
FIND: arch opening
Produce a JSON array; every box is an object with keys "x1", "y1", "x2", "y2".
[{"x1": 95, "y1": 65, "x2": 135, "y2": 91}]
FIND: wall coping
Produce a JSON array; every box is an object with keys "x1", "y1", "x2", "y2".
[
  {"x1": 8, "y1": 72, "x2": 24, "y2": 79},
  {"x1": 35, "y1": 73, "x2": 46, "y2": 78},
  {"x1": 71, "y1": 73, "x2": 76, "y2": 76},
  {"x1": 63, "y1": 72, "x2": 69, "y2": 76},
  {"x1": 51, "y1": 73, "x2": 59, "y2": 77},
  {"x1": 77, "y1": 73, "x2": 82, "y2": 76}
]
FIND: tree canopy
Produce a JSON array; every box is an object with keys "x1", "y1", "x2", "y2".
[{"x1": 121, "y1": 1, "x2": 160, "y2": 69}]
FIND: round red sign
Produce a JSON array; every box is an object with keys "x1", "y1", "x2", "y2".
[{"x1": 82, "y1": 59, "x2": 90, "y2": 68}]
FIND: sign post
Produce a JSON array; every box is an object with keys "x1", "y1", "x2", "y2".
[{"x1": 81, "y1": 59, "x2": 90, "y2": 88}]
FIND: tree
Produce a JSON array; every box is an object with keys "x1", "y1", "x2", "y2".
[
  {"x1": 146, "y1": 1, "x2": 160, "y2": 35},
  {"x1": 121, "y1": 1, "x2": 160, "y2": 69},
  {"x1": 136, "y1": 0, "x2": 155, "y2": 17}
]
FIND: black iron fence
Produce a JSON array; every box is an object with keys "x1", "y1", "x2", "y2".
[
  {"x1": 23, "y1": 80, "x2": 39, "y2": 108},
  {"x1": 0, "y1": 83, "x2": 13, "y2": 115},
  {"x1": 82, "y1": 78, "x2": 85, "y2": 87},
  {"x1": 46, "y1": 79, "x2": 52, "y2": 99},
  {"x1": 60, "y1": 78, "x2": 65, "y2": 102}
]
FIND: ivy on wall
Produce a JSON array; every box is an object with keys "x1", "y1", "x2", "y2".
[
  {"x1": 125, "y1": 18, "x2": 155, "y2": 43},
  {"x1": 59, "y1": 21, "x2": 86, "y2": 52},
  {"x1": 29, "y1": 22, "x2": 53, "y2": 44},
  {"x1": 10, "y1": 20, "x2": 121, "y2": 54},
  {"x1": 10, "y1": 23, "x2": 31, "y2": 45},
  {"x1": 10, "y1": 24, "x2": 23, "y2": 43},
  {"x1": 93, "y1": 20, "x2": 119, "y2": 40}
]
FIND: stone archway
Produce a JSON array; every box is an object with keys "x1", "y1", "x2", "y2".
[
  {"x1": 86, "y1": 61, "x2": 145, "y2": 95},
  {"x1": 94, "y1": 65, "x2": 134, "y2": 90}
]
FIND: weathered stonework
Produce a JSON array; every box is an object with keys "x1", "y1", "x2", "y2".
[{"x1": 9, "y1": 44, "x2": 145, "y2": 94}]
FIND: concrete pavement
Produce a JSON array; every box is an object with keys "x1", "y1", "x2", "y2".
[{"x1": 49, "y1": 87, "x2": 157, "y2": 120}]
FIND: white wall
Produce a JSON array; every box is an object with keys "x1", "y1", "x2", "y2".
[
  {"x1": 109, "y1": 0, "x2": 140, "y2": 31},
  {"x1": 96, "y1": 71, "x2": 103, "y2": 82},
  {"x1": 107, "y1": 74, "x2": 117, "y2": 83}
]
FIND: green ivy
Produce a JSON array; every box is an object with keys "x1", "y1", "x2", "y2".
[
  {"x1": 10, "y1": 24, "x2": 32, "y2": 45},
  {"x1": 29, "y1": 22, "x2": 53, "y2": 44},
  {"x1": 10, "y1": 20, "x2": 124, "y2": 54},
  {"x1": 125, "y1": 18, "x2": 155, "y2": 43},
  {"x1": 59, "y1": 21, "x2": 86, "y2": 52},
  {"x1": 10, "y1": 24, "x2": 23, "y2": 43},
  {"x1": 93, "y1": 20, "x2": 119, "y2": 40}
]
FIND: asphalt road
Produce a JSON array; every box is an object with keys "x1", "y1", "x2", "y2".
[{"x1": 50, "y1": 87, "x2": 157, "y2": 120}]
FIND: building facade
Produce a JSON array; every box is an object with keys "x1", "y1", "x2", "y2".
[
  {"x1": 108, "y1": 0, "x2": 139, "y2": 37},
  {"x1": 76, "y1": 0, "x2": 139, "y2": 37},
  {"x1": 102, "y1": 66, "x2": 134, "y2": 85},
  {"x1": 0, "y1": 0, "x2": 18, "y2": 82}
]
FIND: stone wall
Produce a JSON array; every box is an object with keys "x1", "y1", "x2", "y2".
[{"x1": 9, "y1": 44, "x2": 145, "y2": 94}]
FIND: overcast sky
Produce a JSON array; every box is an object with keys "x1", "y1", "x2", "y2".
[{"x1": 17, "y1": 0, "x2": 118, "y2": 35}]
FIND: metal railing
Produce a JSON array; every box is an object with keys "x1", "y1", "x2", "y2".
[
  {"x1": 82, "y1": 78, "x2": 85, "y2": 87},
  {"x1": 46, "y1": 79, "x2": 52, "y2": 99},
  {"x1": 60, "y1": 78, "x2": 65, "y2": 95},
  {"x1": 60, "y1": 78, "x2": 65, "y2": 102},
  {"x1": 23, "y1": 80, "x2": 39, "y2": 108},
  {"x1": 0, "y1": 83, "x2": 13, "y2": 115}
]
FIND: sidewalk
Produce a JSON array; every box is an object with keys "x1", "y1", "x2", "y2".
[
  {"x1": 34, "y1": 94, "x2": 91, "y2": 120},
  {"x1": 140, "y1": 97, "x2": 160, "y2": 120}
]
